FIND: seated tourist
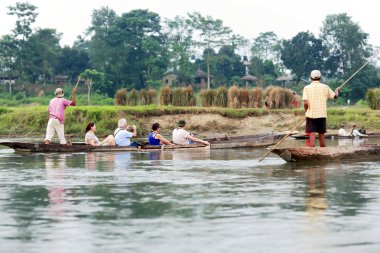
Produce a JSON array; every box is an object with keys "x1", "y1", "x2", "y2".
[
  {"x1": 338, "y1": 124, "x2": 349, "y2": 136},
  {"x1": 85, "y1": 122, "x2": 115, "y2": 146},
  {"x1": 148, "y1": 123, "x2": 173, "y2": 146},
  {"x1": 358, "y1": 126, "x2": 367, "y2": 135},
  {"x1": 114, "y1": 118, "x2": 138, "y2": 146},
  {"x1": 350, "y1": 124, "x2": 368, "y2": 137},
  {"x1": 172, "y1": 120, "x2": 210, "y2": 146}
]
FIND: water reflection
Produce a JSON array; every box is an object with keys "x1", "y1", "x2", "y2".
[
  {"x1": 0, "y1": 147, "x2": 379, "y2": 252},
  {"x1": 305, "y1": 168, "x2": 327, "y2": 215},
  {"x1": 337, "y1": 137, "x2": 367, "y2": 147},
  {"x1": 45, "y1": 154, "x2": 67, "y2": 218}
]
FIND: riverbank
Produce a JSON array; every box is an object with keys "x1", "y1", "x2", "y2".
[{"x1": 1, "y1": 105, "x2": 379, "y2": 139}]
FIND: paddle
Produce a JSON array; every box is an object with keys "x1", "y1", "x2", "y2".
[
  {"x1": 259, "y1": 61, "x2": 370, "y2": 162},
  {"x1": 258, "y1": 118, "x2": 305, "y2": 162}
]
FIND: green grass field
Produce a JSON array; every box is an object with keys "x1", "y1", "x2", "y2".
[{"x1": 1, "y1": 105, "x2": 379, "y2": 137}]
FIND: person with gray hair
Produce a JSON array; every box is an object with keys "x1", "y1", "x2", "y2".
[{"x1": 114, "y1": 118, "x2": 137, "y2": 146}]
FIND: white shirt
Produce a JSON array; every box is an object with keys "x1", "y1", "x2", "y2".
[
  {"x1": 338, "y1": 128, "x2": 348, "y2": 136},
  {"x1": 114, "y1": 128, "x2": 133, "y2": 146},
  {"x1": 172, "y1": 128, "x2": 191, "y2": 145},
  {"x1": 351, "y1": 129, "x2": 367, "y2": 137}
]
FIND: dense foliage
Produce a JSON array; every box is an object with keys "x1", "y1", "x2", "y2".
[{"x1": 0, "y1": 2, "x2": 379, "y2": 103}]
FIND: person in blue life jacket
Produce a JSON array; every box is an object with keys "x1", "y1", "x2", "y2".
[
  {"x1": 114, "y1": 118, "x2": 139, "y2": 147},
  {"x1": 148, "y1": 123, "x2": 174, "y2": 146}
]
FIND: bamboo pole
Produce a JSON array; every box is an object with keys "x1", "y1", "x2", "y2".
[{"x1": 258, "y1": 118, "x2": 305, "y2": 162}]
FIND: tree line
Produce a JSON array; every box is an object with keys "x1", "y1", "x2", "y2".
[{"x1": 0, "y1": 2, "x2": 379, "y2": 102}]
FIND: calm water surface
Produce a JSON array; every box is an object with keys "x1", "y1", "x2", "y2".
[{"x1": 0, "y1": 139, "x2": 380, "y2": 253}]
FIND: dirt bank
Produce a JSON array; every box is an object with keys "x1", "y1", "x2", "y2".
[{"x1": 145, "y1": 113, "x2": 304, "y2": 138}]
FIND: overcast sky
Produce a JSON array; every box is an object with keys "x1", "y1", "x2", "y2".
[{"x1": 1, "y1": 0, "x2": 379, "y2": 53}]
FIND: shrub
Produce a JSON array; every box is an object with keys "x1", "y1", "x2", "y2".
[
  {"x1": 366, "y1": 88, "x2": 380, "y2": 109},
  {"x1": 140, "y1": 89, "x2": 148, "y2": 105},
  {"x1": 200, "y1": 89, "x2": 216, "y2": 107},
  {"x1": 182, "y1": 86, "x2": 194, "y2": 106},
  {"x1": 128, "y1": 89, "x2": 138, "y2": 106},
  {"x1": 228, "y1": 85, "x2": 239, "y2": 108},
  {"x1": 250, "y1": 87, "x2": 263, "y2": 108},
  {"x1": 215, "y1": 86, "x2": 228, "y2": 107},
  {"x1": 115, "y1": 88, "x2": 127, "y2": 105},
  {"x1": 238, "y1": 88, "x2": 250, "y2": 108},
  {"x1": 172, "y1": 87, "x2": 183, "y2": 106},
  {"x1": 147, "y1": 89, "x2": 157, "y2": 105},
  {"x1": 264, "y1": 86, "x2": 294, "y2": 109},
  {"x1": 159, "y1": 86, "x2": 172, "y2": 105}
]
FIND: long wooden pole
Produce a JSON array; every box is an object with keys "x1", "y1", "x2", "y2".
[
  {"x1": 338, "y1": 61, "x2": 369, "y2": 90},
  {"x1": 74, "y1": 76, "x2": 81, "y2": 89},
  {"x1": 259, "y1": 61, "x2": 370, "y2": 162},
  {"x1": 258, "y1": 118, "x2": 305, "y2": 162},
  {"x1": 68, "y1": 77, "x2": 80, "y2": 100}
]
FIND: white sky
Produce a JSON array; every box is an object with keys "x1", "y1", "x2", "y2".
[{"x1": 0, "y1": 0, "x2": 379, "y2": 53}]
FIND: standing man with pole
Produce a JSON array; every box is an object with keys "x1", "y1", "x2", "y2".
[
  {"x1": 303, "y1": 70, "x2": 339, "y2": 147},
  {"x1": 44, "y1": 87, "x2": 77, "y2": 145}
]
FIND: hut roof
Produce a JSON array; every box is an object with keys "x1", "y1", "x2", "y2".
[
  {"x1": 240, "y1": 75, "x2": 258, "y2": 81},
  {"x1": 195, "y1": 69, "x2": 208, "y2": 78},
  {"x1": 276, "y1": 75, "x2": 293, "y2": 81}
]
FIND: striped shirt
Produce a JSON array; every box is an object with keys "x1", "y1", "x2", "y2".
[{"x1": 302, "y1": 81, "x2": 336, "y2": 118}]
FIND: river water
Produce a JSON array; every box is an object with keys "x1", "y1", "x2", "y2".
[{"x1": 0, "y1": 139, "x2": 380, "y2": 253}]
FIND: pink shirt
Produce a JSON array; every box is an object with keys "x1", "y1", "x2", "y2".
[{"x1": 48, "y1": 97, "x2": 72, "y2": 123}]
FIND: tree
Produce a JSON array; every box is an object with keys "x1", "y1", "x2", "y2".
[
  {"x1": 56, "y1": 46, "x2": 91, "y2": 82},
  {"x1": 280, "y1": 32, "x2": 327, "y2": 82},
  {"x1": 320, "y1": 13, "x2": 371, "y2": 76},
  {"x1": 214, "y1": 45, "x2": 245, "y2": 85},
  {"x1": 7, "y1": 2, "x2": 38, "y2": 82},
  {"x1": 187, "y1": 12, "x2": 232, "y2": 89},
  {"x1": 251, "y1": 31, "x2": 278, "y2": 61},
  {"x1": 117, "y1": 9, "x2": 168, "y2": 89},
  {"x1": 86, "y1": 7, "x2": 119, "y2": 75},
  {"x1": 164, "y1": 16, "x2": 195, "y2": 85},
  {"x1": 26, "y1": 28, "x2": 61, "y2": 83},
  {"x1": 79, "y1": 69, "x2": 106, "y2": 103},
  {"x1": 0, "y1": 35, "x2": 17, "y2": 93}
]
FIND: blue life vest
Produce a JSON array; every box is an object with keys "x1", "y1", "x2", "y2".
[{"x1": 148, "y1": 132, "x2": 161, "y2": 145}]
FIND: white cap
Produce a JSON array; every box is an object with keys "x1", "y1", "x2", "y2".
[
  {"x1": 310, "y1": 70, "x2": 321, "y2": 79},
  {"x1": 54, "y1": 88, "x2": 64, "y2": 98}
]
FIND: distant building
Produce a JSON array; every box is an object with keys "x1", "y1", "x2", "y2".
[
  {"x1": 53, "y1": 75, "x2": 69, "y2": 85},
  {"x1": 162, "y1": 72, "x2": 177, "y2": 86},
  {"x1": 194, "y1": 69, "x2": 213, "y2": 88},
  {"x1": 0, "y1": 74, "x2": 17, "y2": 85}
]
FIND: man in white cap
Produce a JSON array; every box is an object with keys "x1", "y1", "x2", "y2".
[
  {"x1": 44, "y1": 87, "x2": 76, "y2": 145},
  {"x1": 302, "y1": 70, "x2": 340, "y2": 147}
]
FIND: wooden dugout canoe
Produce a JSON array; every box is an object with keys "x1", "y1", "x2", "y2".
[
  {"x1": 271, "y1": 145, "x2": 380, "y2": 162},
  {"x1": 291, "y1": 133, "x2": 380, "y2": 140},
  {"x1": 0, "y1": 133, "x2": 284, "y2": 152},
  {"x1": 0, "y1": 142, "x2": 208, "y2": 153},
  {"x1": 205, "y1": 133, "x2": 285, "y2": 149}
]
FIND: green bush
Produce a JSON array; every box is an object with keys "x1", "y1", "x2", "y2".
[
  {"x1": 366, "y1": 88, "x2": 380, "y2": 110},
  {"x1": 215, "y1": 87, "x2": 228, "y2": 107}
]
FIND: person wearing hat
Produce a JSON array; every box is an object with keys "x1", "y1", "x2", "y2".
[
  {"x1": 338, "y1": 124, "x2": 349, "y2": 137},
  {"x1": 172, "y1": 120, "x2": 210, "y2": 146},
  {"x1": 44, "y1": 87, "x2": 76, "y2": 145},
  {"x1": 350, "y1": 124, "x2": 368, "y2": 137},
  {"x1": 302, "y1": 70, "x2": 340, "y2": 147}
]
